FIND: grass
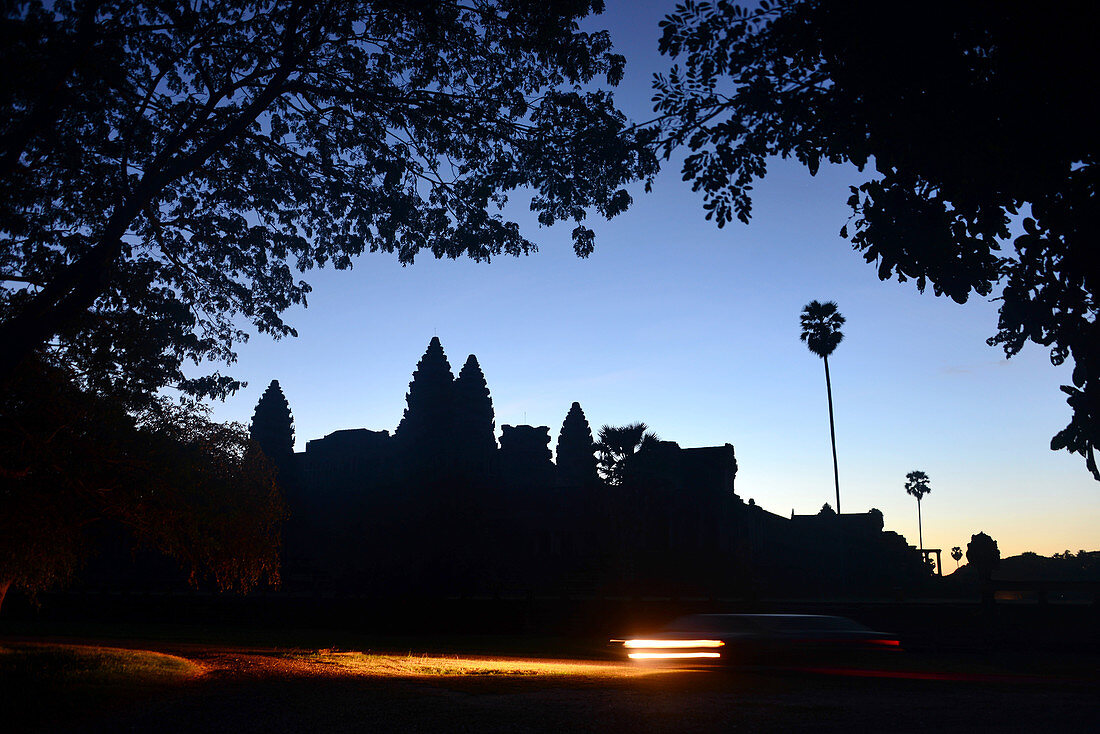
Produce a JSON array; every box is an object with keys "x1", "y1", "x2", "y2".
[
  {"x1": 283, "y1": 649, "x2": 646, "y2": 678},
  {"x1": 0, "y1": 618, "x2": 614, "y2": 659},
  {"x1": 1, "y1": 642, "x2": 203, "y2": 733},
  {"x1": 0, "y1": 642, "x2": 200, "y2": 685}
]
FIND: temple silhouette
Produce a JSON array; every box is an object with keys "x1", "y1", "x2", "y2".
[{"x1": 256, "y1": 338, "x2": 927, "y2": 598}]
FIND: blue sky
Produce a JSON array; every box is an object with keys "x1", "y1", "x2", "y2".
[{"x1": 207, "y1": 1, "x2": 1097, "y2": 559}]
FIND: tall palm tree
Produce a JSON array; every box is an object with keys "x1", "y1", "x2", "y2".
[
  {"x1": 904, "y1": 470, "x2": 932, "y2": 550},
  {"x1": 595, "y1": 422, "x2": 659, "y2": 486},
  {"x1": 800, "y1": 300, "x2": 846, "y2": 513}
]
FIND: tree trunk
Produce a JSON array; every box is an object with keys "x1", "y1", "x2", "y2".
[
  {"x1": 823, "y1": 355, "x2": 840, "y2": 514},
  {"x1": 917, "y1": 497, "x2": 924, "y2": 551}
]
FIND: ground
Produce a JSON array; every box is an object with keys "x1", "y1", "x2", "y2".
[{"x1": 3, "y1": 629, "x2": 1097, "y2": 733}]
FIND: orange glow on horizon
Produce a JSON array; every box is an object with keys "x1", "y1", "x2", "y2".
[
  {"x1": 622, "y1": 639, "x2": 725, "y2": 649},
  {"x1": 627, "y1": 651, "x2": 722, "y2": 660}
]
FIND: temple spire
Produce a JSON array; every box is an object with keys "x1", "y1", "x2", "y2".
[
  {"x1": 394, "y1": 337, "x2": 455, "y2": 462},
  {"x1": 453, "y1": 354, "x2": 497, "y2": 474},
  {"x1": 556, "y1": 401, "x2": 598, "y2": 486},
  {"x1": 249, "y1": 380, "x2": 295, "y2": 468}
]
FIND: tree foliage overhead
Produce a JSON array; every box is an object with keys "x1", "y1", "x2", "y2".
[
  {"x1": 0, "y1": 0, "x2": 658, "y2": 404},
  {"x1": 249, "y1": 379, "x2": 295, "y2": 465},
  {"x1": 654, "y1": 0, "x2": 1098, "y2": 478}
]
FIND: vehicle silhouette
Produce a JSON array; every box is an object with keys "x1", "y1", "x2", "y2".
[{"x1": 613, "y1": 614, "x2": 901, "y2": 667}]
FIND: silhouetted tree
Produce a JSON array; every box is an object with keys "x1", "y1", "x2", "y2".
[
  {"x1": 904, "y1": 470, "x2": 932, "y2": 551},
  {"x1": 0, "y1": 360, "x2": 284, "y2": 611},
  {"x1": 596, "y1": 422, "x2": 659, "y2": 486},
  {"x1": 951, "y1": 546, "x2": 963, "y2": 569},
  {"x1": 249, "y1": 380, "x2": 295, "y2": 470},
  {"x1": 452, "y1": 355, "x2": 497, "y2": 475},
  {"x1": 395, "y1": 338, "x2": 455, "y2": 469},
  {"x1": 654, "y1": 1, "x2": 1098, "y2": 479},
  {"x1": 0, "y1": 1, "x2": 657, "y2": 404},
  {"x1": 800, "y1": 300, "x2": 846, "y2": 512},
  {"x1": 556, "y1": 402, "x2": 599, "y2": 486},
  {"x1": 819, "y1": 502, "x2": 835, "y2": 516}
]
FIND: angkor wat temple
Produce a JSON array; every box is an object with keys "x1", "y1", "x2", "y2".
[{"x1": 254, "y1": 338, "x2": 927, "y2": 598}]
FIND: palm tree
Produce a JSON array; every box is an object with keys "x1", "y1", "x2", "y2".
[
  {"x1": 595, "y1": 422, "x2": 659, "y2": 486},
  {"x1": 800, "y1": 300, "x2": 846, "y2": 513},
  {"x1": 951, "y1": 546, "x2": 963, "y2": 569},
  {"x1": 904, "y1": 470, "x2": 932, "y2": 550}
]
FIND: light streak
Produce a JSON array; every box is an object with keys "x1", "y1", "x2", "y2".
[
  {"x1": 627, "y1": 652, "x2": 722, "y2": 660},
  {"x1": 622, "y1": 639, "x2": 725, "y2": 649}
]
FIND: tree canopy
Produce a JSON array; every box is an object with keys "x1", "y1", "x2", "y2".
[
  {"x1": 904, "y1": 470, "x2": 931, "y2": 503},
  {"x1": 0, "y1": 360, "x2": 285, "y2": 608},
  {"x1": 0, "y1": 0, "x2": 657, "y2": 404},
  {"x1": 655, "y1": 0, "x2": 1097, "y2": 478},
  {"x1": 595, "y1": 422, "x2": 658, "y2": 486},
  {"x1": 799, "y1": 301, "x2": 844, "y2": 359}
]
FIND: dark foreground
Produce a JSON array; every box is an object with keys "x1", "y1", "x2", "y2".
[{"x1": 4, "y1": 634, "x2": 1097, "y2": 733}]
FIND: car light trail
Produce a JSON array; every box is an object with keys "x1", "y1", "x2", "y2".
[
  {"x1": 622, "y1": 639, "x2": 725, "y2": 649},
  {"x1": 627, "y1": 652, "x2": 722, "y2": 660}
]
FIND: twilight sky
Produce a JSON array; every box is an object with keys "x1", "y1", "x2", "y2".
[{"x1": 207, "y1": 0, "x2": 1097, "y2": 559}]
